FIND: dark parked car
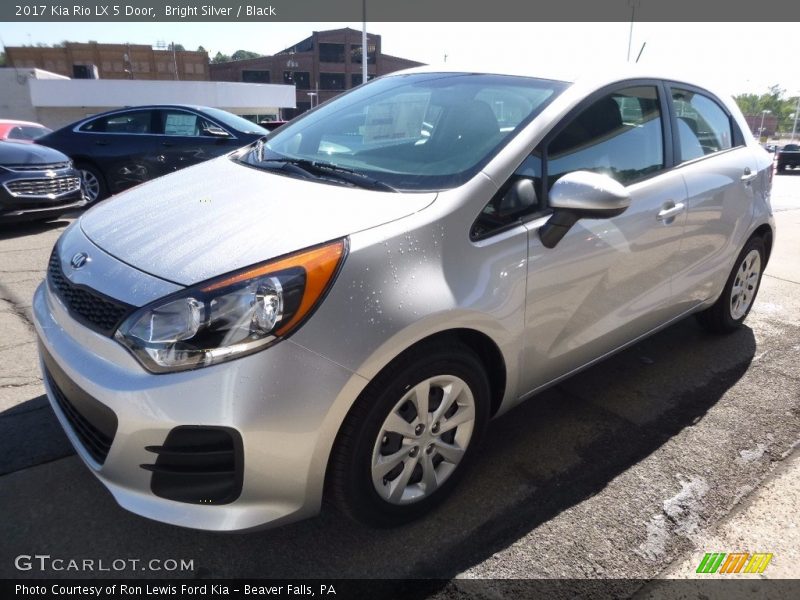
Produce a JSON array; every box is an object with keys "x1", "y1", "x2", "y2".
[
  {"x1": 776, "y1": 143, "x2": 800, "y2": 172},
  {"x1": 36, "y1": 105, "x2": 268, "y2": 203},
  {"x1": 0, "y1": 141, "x2": 85, "y2": 223}
]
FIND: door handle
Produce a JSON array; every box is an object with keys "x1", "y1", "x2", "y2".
[
  {"x1": 741, "y1": 167, "x2": 757, "y2": 183},
  {"x1": 161, "y1": 142, "x2": 175, "y2": 147},
  {"x1": 94, "y1": 140, "x2": 109, "y2": 146},
  {"x1": 656, "y1": 202, "x2": 686, "y2": 222}
]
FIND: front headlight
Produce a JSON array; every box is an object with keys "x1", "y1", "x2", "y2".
[{"x1": 115, "y1": 239, "x2": 346, "y2": 373}]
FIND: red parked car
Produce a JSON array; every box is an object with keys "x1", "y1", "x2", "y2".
[{"x1": 0, "y1": 119, "x2": 52, "y2": 142}]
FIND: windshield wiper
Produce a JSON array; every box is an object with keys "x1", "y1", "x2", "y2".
[{"x1": 249, "y1": 147, "x2": 396, "y2": 192}]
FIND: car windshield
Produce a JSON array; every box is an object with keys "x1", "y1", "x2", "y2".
[
  {"x1": 784, "y1": 144, "x2": 799, "y2": 151},
  {"x1": 244, "y1": 72, "x2": 568, "y2": 191},
  {"x1": 201, "y1": 107, "x2": 268, "y2": 135},
  {"x1": 7, "y1": 125, "x2": 51, "y2": 141}
]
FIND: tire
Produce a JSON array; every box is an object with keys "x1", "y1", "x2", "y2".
[
  {"x1": 777, "y1": 163, "x2": 786, "y2": 173},
  {"x1": 328, "y1": 342, "x2": 491, "y2": 527},
  {"x1": 77, "y1": 163, "x2": 108, "y2": 204},
  {"x1": 695, "y1": 236, "x2": 766, "y2": 333}
]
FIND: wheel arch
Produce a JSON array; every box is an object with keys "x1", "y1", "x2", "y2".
[{"x1": 752, "y1": 223, "x2": 773, "y2": 265}]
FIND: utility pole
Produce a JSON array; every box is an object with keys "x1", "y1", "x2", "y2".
[
  {"x1": 627, "y1": 0, "x2": 640, "y2": 62},
  {"x1": 171, "y1": 41, "x2": 179, "y2": 81},
  {"x1": 792, "y1": 94, "x2": 800, "y2": 142}
]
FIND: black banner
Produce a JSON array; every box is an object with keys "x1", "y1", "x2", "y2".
[
  {"x1": 4, "y1": 579, "x2": 800, "y2": 600},
  {"x1": 2, "y1": 0, "x2": 800, "y2": 22}
]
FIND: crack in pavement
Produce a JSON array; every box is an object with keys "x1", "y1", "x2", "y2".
[
  {"x1": 764, "y1": 273, "x2": 800, "y2": 286},
  {"x1": 0, "y1": 289, "x2": 34, "y2": 329}
]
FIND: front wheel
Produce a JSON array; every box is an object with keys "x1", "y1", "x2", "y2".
[
  {"x1": 328, "y1": 343, "x2": 490, "y2": 527},
  {"x1": 77, "y1": 163, "x2": 108, "y2": 204},
  {"x1": 695, "y1": 236, "x2": 765, "y2": 333}
]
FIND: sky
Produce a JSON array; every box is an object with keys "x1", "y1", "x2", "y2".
[{"x1": 0, "y1": 21, "x2": 797, "y2": 98}]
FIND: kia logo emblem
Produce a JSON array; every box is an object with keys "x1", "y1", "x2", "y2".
[{"x1": 70, "y1": 252, "x2": 89, "y2": 269}]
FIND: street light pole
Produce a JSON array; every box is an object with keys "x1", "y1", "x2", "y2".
[
  {"x1": 759, "y1": 109, "x2": 770, "y2": 140},
  {"x1": 362, "y1": 0, "x2": 368, "y2": 84},
  {"x1": 792, "y1": 94, "x2": 800, "y2": 142}
]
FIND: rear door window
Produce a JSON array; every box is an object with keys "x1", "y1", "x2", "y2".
[
  {"x1": 671, "y1": 88, "x2": 734, "y2": 162},
  {"x1": 79, "y1": 110, "x2": 158, "y2": 134}
]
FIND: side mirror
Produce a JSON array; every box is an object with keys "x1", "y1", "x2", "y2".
[
  {"x1": 203, "y1": 124, "x2": 232, "y2": 138},
  {"x1": 539, "y1": 171, "x2": 630, "y2": 248}
]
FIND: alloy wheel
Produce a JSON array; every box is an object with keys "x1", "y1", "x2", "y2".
[
  {"x1": 730, "y1": 249, "x2": 761, "y2": 320},
  {"x1": 81, "y1": 169, "x2": 101, "y2": 203},
  {"x1": 371, "y1": 375, "x2": 476, "y2": 505}
]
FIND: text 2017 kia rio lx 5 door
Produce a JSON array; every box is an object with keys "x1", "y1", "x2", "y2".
[{"x1": 34, "y1": 68, "x2": 774, "y2": 531}]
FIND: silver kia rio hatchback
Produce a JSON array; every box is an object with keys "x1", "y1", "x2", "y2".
[{"x1": 34, "y1": 67, "x2": 774, "y2": 530}]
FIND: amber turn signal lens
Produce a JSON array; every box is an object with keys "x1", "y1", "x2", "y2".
[{"x1": 201, "y1": 239, "x2": 346, "y2": 335}]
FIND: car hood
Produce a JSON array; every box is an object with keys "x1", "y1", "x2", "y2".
[
  {"x1": 0, "y1": 140, "x2": 70, "y2": 165},
  {"x1": 80, "y1": 156, "x2": 437, "y2": 286}
]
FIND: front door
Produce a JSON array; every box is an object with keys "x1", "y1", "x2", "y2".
[{"x1": 518, "y1": 83, "x2": 689, "y2": 395}]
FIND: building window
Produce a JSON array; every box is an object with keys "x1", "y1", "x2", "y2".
[
  {"x1": 350, "y1": 73, "x2": 375, "y2": 87},
  {"x1": 185, "y1": 63, "x2": 195, "y2": 74},
  {"x1": 242, "y1": 70, "x2": 271, "y2": 83},
  {"x1": 320, "y1": 73, "x2": 345, "y2": 90},
  {"x1": 294, "y1": 72, "x2": 310, "y2": 90},
  {"x1": 284, "y1": 71, "x2": 310, "y2": 90},
  {"x1": 350, "y1": 44, "x2": 376, "y2": 64},
  {"x1": 319, "y1": 43, "x2": 345, "y2": 63}
]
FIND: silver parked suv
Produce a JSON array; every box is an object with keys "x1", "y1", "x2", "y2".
[{"x1": 34, "y1": 67, "x2": 774, "y2": 530}]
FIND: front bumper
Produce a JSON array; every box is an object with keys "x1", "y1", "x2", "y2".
[{"x1": 33, "y1": 280, "x2": 367, "y2": 531}]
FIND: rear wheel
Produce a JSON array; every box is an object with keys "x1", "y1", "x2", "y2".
[
  {"x1": 77, "y1": 163, "x2": 108, "y2": 204},
  {"x1": 695, "y1": 236, "x2": 765, "y2": 333},
  {"x1": 328, "y1": 343, "x2": 490, "y2": 527}
]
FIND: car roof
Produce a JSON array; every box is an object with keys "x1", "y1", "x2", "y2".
[
  {"x1": 0, "y1": 119, "x2": 48, "y2": 127},
  {"x1": 386, "y1": 64, "x2": 732, "y2": 100}
]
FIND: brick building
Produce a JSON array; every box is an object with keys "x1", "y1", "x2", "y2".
[
  {"x1": 209, "y1": 28, "x2": 423, "y2": 118},
  {"x1": 5, "y1": 42, "x2": 209, "y2": 81},
  {"x1": 744, "y1": 113, "x2": 779, "y2": 138}
]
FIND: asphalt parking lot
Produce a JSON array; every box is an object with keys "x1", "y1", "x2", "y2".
[{"x1": 0, "y1": 174, "x2": 799, "y2": 589}]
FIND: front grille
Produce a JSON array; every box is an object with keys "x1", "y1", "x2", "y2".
[
  {"x1": 47, "y1": 249, "x2": 133, "y2": 336},
  {"x1": 142, "y1": 427, "x2": 244, "y2": 505},
  {"x1": 5, "y1": 162, "x2": 71, "y2": 172},
  {"x1": 6, "y1": 176, "x2": 81, "y2": 198},
  {"x1": 41, "y1": 346, "x2": 118, "y2": 465}
]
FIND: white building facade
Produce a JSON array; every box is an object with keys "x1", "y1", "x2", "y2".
[{"x1": 0, "y1": 68, "x2": 296, "y2": 129}]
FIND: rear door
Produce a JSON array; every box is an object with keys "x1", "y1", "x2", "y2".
[
  {"x1": 518, "y1": 82, "x2": 690, "y2": 394},
  {"x1": 665, "y1": 84, "x2": 757, "y2": 312},
  {"x1": 77, "y1": 109, "x2": 164, "y2": 193}
]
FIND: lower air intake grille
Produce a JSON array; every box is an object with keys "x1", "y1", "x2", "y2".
[
  {"x1": 41, "y1": 346, "x2": 118, "y2": 465},
  {"x1": 142, "y1": 427, "x2": 244, "y2": 505}
]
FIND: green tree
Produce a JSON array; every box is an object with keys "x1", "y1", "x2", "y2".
[
  {"x1": 734, "y1": 84, "x2": 800, "y2": 135},
  {"x1": 212, "y1": 51, "x2": 231, "y2": 63},
  {"x1": 231, "y1": 49, "x2": 263, "y2": 61}
]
